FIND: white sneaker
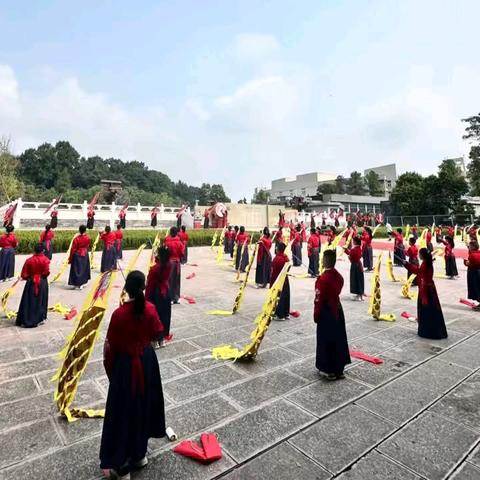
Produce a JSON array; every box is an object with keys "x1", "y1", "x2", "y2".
[
  {"x1": 158, "y1": 340, "x2": 166, "y2": 348},
  {"x1": 106, "y1": 469, "x2": 130, "y2": 480}
]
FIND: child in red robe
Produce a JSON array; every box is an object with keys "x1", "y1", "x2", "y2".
[
  {"x1": 164, "y1": 226, "x2": 185, "y2": 304},
  {"x1": 115, "y1": 224, "x2": 123, "y2": 260},
  {"x1": 39, "y1": 224, "x2": 55, "y2": 260},
  {"x1": 345, "y1": 236, "x2": 364, "y2": 301},
  {"x1": 68, "y1": 225, "x2": 91, "y2": 289},
  {"x1": 464, "y1": 240, "x2": 480, "y2": 307},
  {"x1": 100, "y1": 226, "x2": 117, "y2": 273},
  {"x1": 307, "y1": 227, "x2": 320, "y2": 277},
  {"x1": 271, "y1": 242, "x2": 290, "y2": 320},
  {"x1": 178, "y1": 226, "x2": 189, "y2": 265},
  {"x1": 442, "y1": 236, "x2": 458, "y2": 279},
  {"x1": 235, "y1": 226, "x2": 250, "y2": 272},
  {"x1": 255, "y1": 227, "x2": 272, "y2": 288},
  {"x1": 0, "y1": 225, "x2": 18, "y2": 281}
]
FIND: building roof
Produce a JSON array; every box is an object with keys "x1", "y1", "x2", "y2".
[{"x1": 323, "y1": 193, "x2": 388, "y2": 203}]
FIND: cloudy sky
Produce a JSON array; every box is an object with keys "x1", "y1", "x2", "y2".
[{"x1": 1, "y1": 0, "x2": 479, "y2": 200}]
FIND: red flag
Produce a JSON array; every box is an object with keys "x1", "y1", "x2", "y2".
[
  {"x1": 200, "y1": 433, "x2": 222, "y2": 462},
  {"x1": 173, "y1": 441, "x2": 208, "y2": 462},
  {"x1": 459, "y1": 298, "x2": 477, "y2": 309},
  {"x1": 43, "y1": 196, "x2": 62, "y2": 214},
  {"x1": 349, "y1": 350, "x2": 383, "y2": 364}
]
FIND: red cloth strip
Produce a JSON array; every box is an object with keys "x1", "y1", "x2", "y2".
[
  {"x1": 349, "y1": 350, "x2": 383, "y2": 364},
  {"x1": 459, "y1": 298, "x2": 477, "y2": 309},
  {"x1": 181, "y1": 295, "x2": 196, "y2": 304},
  {"x1": 289, "y1": 311, "x2": 301, "y2": 318},
  {"x1": 401, "y1": 311, "x2": 417, "y2": 321},
  {"x1": 186, "y1": 273, "x2": 196, "y2": 279}
]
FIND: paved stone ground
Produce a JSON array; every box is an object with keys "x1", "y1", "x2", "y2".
[{"x1": 1, "y1": 244, "x2": 480, "y2": 480}]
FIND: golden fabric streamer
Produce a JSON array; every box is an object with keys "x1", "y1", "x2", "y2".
[
  {"x1": 404, "y1": 224, "x2": 410, "y2": 240},
  {"x1": 90, "y1": 233, "x2": 100, "y2": 270},
  {"x1": 119, "y1": 243, "x2": 147, "y2": 304},
  {"x1": 338, "y1": 229, "x2": 354, "y2": 258},
  {"x1": 211, "y1": 230, "x2": 219, "y2": 250},
  {"x1": 50, "y1": 234, "x2": 77, "y2": 284},
  {"x1": 231, "y1": 241, "x2": 238, "y2": 268},
  {"x1": 208, "y1": 244, "x2": 258, "y2": 316},
  {"x1": 386, "y1": 252, "x2": 399, "y2": 282},
  {"x1": 372, "y1": 224, "x2": 381, "y2": 237},
  {"x1": 216, "y1": 227, "x2": 227, "y2": 264},
  {"x1": 54, "y1": 271, "x2": 116, "y2": 422},
  {"x1": 48, "y1": 303, "x2": 73, "y2": 316},
  {"x1": 368, "y1": 253, "x2": 396, "y2": 322},
  {"x1": 212, "y1": 263, "x2": 291, "y2": 360},
  {"x1": 401, "y1": 274, "x2": 417, "y2": 300},
  {"x1": 419, "y1": 228, "x2": 427, "y2": 250},
  {"x1": 0, "y1": 277, "x2": 21, "y2": 313}
]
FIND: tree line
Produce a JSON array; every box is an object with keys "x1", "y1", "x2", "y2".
[{"x1": 0, "y1": 140, "x2": 230, "y2": 206}]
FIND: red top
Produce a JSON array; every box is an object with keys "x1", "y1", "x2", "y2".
[
  {"x1": 115, "y1": 229, "x2": 123, "y2": 248},
  {"x1": 236, "y1": 233, "x2": 250, "y2": 245},
  {"x1": 405, "y1": 261, "x2": 436, "y2": 305},
  {"x1": 164, "y1": 235, "x2": 185, "y2": 261},
  {"x1": 87, "y1": 209, "x2": 95, "y2": 218},
  {"x1": 146, "y1": 261, "x2": 173, "y2": 299},
  {"x1": 346, "y1": 245, "x2": 363, "y2": 269},
  {"x1": 442, "y1": 240, "x2": 454, "y2": 257},
  {"x1": 301, "y1": 227, "x2": 307, "y2": 242},
  {"x1": 104, "y1": 301, "x2": 163, "y2": 394},
  {"x1": 314, "y1": 268, "x2": 344, "y2": 321},
  {"x1": 307, "y1": 234, "x2": 320, "y2": 256},
  {"x1": 178, "y1": 231, "x2": 189, "y2": 243},
  {"x1": 393, "y1": 232, "x2": 404, "y2": 248},
  {"x1": 21, "y1": 253, "x2": 50, "y2": 295},
  {"x1": 361, "y1": 230, "x2": 372, "y2": 250},
  {"x1": 466, "y1": 250, "x2": 480, "y2": 269},
  {"x1": 291, "y1": 232, "x2": 301, "y2": 246},
  {"x1": 274, "y1": 230, "x2": 283, "y2": 243},
  {"x1": 447, "y1": 226, "x2": 454, "y2": 237},
  {"x1": 119, "y1": 210, "x2": 126, "y2": 219},
  {"x1": 270, "y1": 252, "x2": 289, "y2": 286},
  {"x1": 406, "y1": 245, "x2": 418, "y2": 263},
  {"x1": 0, "y1": 233, "x2": 18, "y2": 249},
  {"x1": 426, "y1": 231, "x2": 432, "y2": 242},
  {"x1": 257, "y1": 237, "x2": 272, "y2": 263},
  {"x1": 100, "y1": 231, "x2": 117, "y2": 249},
  {"x1": 69, "y1": 234, "x2": 90, "y2": 262},
  {"x1": 39, "y1": 230, "x2": 54, "y2": 250},
  {"x1": 50, "y1": 210, "x2": 58, "y2": 218},
  {"x1": 412, "y1": 226, "x2": 418, "y2": 233}
]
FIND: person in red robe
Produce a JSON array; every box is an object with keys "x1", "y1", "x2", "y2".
[
  {"x1": 203, "y1": 208, "x2": 210, "y2": 229},
  {"x1": 403, "y1": 248, "x2": 448, "y2": 339},
  {"x1": 87, "y1": 207, "x2": 95, "y2": 229},
  {"x1": 255, "y1": 227, "x2": 272, "y2": 288},
  {"x1": 16, "y1": 243, "x2": 50, "y2": 328},
  {"x1": 150, "y1": 207, "x2": 158, "y2": 228},
  {"x1": 314, "y1": 249, "x2": 350, "y2": 380},
  {"x1": 68, "y1": 225, "x2": 91, "y2": 289},
  {"x1": 447, "y1": 225, "x2": 455, "y2": 238},
  {"x1": 100, "y1": 271, "x2": 166, "y2": 478},
  {"x1": 464, "y1": 240, "x2": 480, "y2": 307},
  {"x1": 426, "y1": 228, "x2": 433, "y2": 252},
  {"x1": 0, "y1": 224, "x2": 18, "y2": 281},
  {"x1": 115, "y1": 224, "x2": 124, "y2": 260},
  {"x1": 271, "y1": 242, "x2": 290, "y2": 319},
  {"x1": 119, "y1": 207, "x2": 127, "y2": 229},
  {"x1": 291, "y1": 226, "x2": 303, "y2": 267},
  {"x1": 345, "y1": 236, "x2": 364, "y2": 300},
  {"x1": 393, "y1": 228, "x2": 405, "y2": 266},
  {"x1": 2, "y1": 203, "x2": 15, "y2": 227},
  {"x1": 442, "y1": 236, "x2": 458, "y2": 279},
  {"x1": 164, "y1": 226, "x2": 185, "y2": 304},
  {"x1": 39, "y1": 224, "x2": 55, "y2": 260},
  {"x1": 405, "y1": 237, "x2": 419, "y2": 286},
  {"x1": 178, "y1": 226, "x2": 189, "y2": 265},
  {"x1": 411, "y1": 224, "x2": 418, "y2": 240},
  {"x1": 361, "y1": 226, "x2": 373, "y2": 272},
  {"x1": 146, "y1": 246, "x2": 173, "y2": 347},
  {"x1": 50, "y1": 207, "x2": 58, "y2": 229},
  {"x1": 235, "y1": 226, "x2": 250, "y2": 272},
  {"x1": 308, "y1": 227, "x2": 320, "y2": 277},
  {"x1": 273, "y1": 227, "x2": 284, "y2": 247},
  {"x1": 100, "y1": 226, "x2": 117, "y2": 272}
]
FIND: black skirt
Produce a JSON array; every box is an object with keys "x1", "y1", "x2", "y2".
[
  {"x1": 50, "y1": 216, "x2": 58, "y2": 229},
  {"x1": 393, "y1": 246, "x2": 405, "y2": 266},
  {"x1": 235, "y1": 245, "x2": 249, "y2": 272},
  {"x1": 445, "y1": 255, "x2": 458, "y2": 277},
  {"x1": 87, "y1": 217, "x2": 95, "y2": 229},
  {"x1": 120, "y1": 218, "x2": 126, "y2": 229},
  {"x1": 147, "y1": 287, "x2": 172, "y2": 338},
  {"x1": 116, "y1": 241, "x2": 123, "y2": 260},
  {"x1": 308, "y1": 248, "x2": 319, "y2": 276},
  {"x1": 0, "y1": 247, "x2": 15, "y2": 281},
  {"x1": 362, "y1": 247, "x2": 373, "y2": 271},
  {"x1": 468, "y1": 268, "x2": 480, "y2": 301},
  {"x1": 100, "y1": 347, "x2": 166, "y2": 471},
  {"x1": 427, "y1": 242, "x2": 433, "y2": 252},
  {"x1": 203, "y1": 218, "x2": 209, "y2": 229},
  {"x1": 292, "y1": 243, "x2": 302, "y2": 266},
  {"x1": 16, "y1": 277, "x2": 48, "y2": 328},
  {"x1": 168, "y1": 260, "x2": 181, "y2": 302},
  {"x1": 181, "y1": 245, "x2": 188, "y2": 265},
  {"x1": 101, "y1": 247, "x2": 117, "y2": 273},
  {"x1": 43, "y1": 241, "x2": 53, "y2": 260},
  {"x1": 255, "y1": 253, "x2": 272, "y2": 287},
  {"x1": 228, "y1": 239, "x2": 234, "y2": 257},
  {"x1": 151, "y1": 216, "x2": 157, "y2": 228},
  {"x1": 316, "y1": 304, "x2": 351, "y2": 375},
  {"x1": 350, "y1": 263, "x2": 364, "y2": 295},
  {"x1": 275, "y1": 278, "x2": 290, "y2": 319},
  {"x1": 417, "y1": 286, "x2": 448, "y2": 339},
  {"x1": 68, "y1": 252, "x2": 91, "y2": 287}
]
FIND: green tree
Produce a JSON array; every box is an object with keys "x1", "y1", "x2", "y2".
[
  {"x1": 0, "y1": 137, "x2": 23, "y2": 203},
  {"x1": 434, "y1": 159, "x2": 469, "y2": 213},
  {"x1": 467, "y1": 146, "x2": 480, "y2": 196},
  {"x1": 252, "y1": 189, "x2": 270, "y2": 204},
  {"x1": 210, "y1": 184, "x2": 230, "y2": 203},
  {"x1": 346, "y1": 171, "x2": 367, "y2": 195},
  {"x1": 335, "y1": 175, "x2": 347, "y2": 194},
  {"x1": 390, "y1": 172, "x2": 426, "y2": 215},
  {"x1": 317, "y1": 183, "x2": 336, "y2": 195},
  {"x1": 364, "y1": 170, "x2": 383, "y2": 196},
  {"x1": 462, "y1": 113, "x2": 480, "y2": 141}
]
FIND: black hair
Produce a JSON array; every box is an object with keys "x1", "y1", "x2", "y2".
[
  {"x1": 6, "y1": 225, "x2": 14, "y2": 233},
  {"x1": 409, "y1": 237, "x2": 416, "y2": 245},
  {"x1": 34, "y1": 243, "x2": 44, "y2": 254},
  {"x1": 276, "y1": 242, "x2": 286, "y2": 253},
  {"x1": 45, "y1": 224, "x2": 51, "y2": 231},
  {"x1": 181, "y1": 225, "x2": 186, "y2": 232},
  {"x1": 234, "y1": 225, "x2": 239, "y2": 232},
  {"x1": 263, "y1": 227, "x2": 270, "y2": 236},
  {"x1": 239, "y1": 226, "x2": 245, "y2": 233},
  {"x1": 125, "y1": 270, "x2": 146, "y2": 316},
  {"x1": 310, "y1": 227, "x2": 316, "y2": 234},
  {"x1": 117, "y1": 224, "x2": 122, "y2": 230},
  {"x1": 170, "y1": 226, "x2": 178, "y2": 236},
  {"x1": 228, "y1": 226, "x2": 232, "y2": 231},
  {"x1": 79, "y1": 225, "x2": 87, "y2": 234},
  {"x1": 323, "y1": 249, "x2": 336, "y2": 268},
  {"x1": 105, "y1": 225, "x2": 111, "y2": 233},
  {"x1": 353, "y1": 236, "x2": 361, "y2": 245},
  {"x1": 156, "y1": 245, "x2": 170, "y2": 267},
  {"x1": 469, "y1": 240, "x2": 479, "y2": 251},
  {"x1": 296, "y1": 225, "x2": 301, "y2": 232},
  {"x1": 419, "y1": 248, "x2": 433, "y2": 268},
  {"x1": 397, "y1": 228, "x2": 402, "y2": 234},
  {"x1": 445, "y1": 235, "x2": 455, "y2": 248},
  {"x1": 330, "y1": 226, "x2": 337, "y2": 234}
]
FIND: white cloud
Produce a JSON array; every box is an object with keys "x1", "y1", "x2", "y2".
[{"x1": 234, "y1": 33, "x2": 280, "y2": 64}]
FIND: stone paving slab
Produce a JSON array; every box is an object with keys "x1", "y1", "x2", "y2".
[{"x1": 1, "y1": 246, "x2": 480, "y2": 479}]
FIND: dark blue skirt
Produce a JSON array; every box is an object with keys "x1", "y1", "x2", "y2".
[
  {"x1": 168, "y1": 260, "x2": 181, "y2": 302},
  {"x1": 87, "y1": 217, "x2": 95, "y2": 229},
  {"x1": 362, "y1": 247, "x2": 373, "y2": 271},
  {"x1": 350, "y1": 263, "x2": 364, "y2": 295},
  {"x1": 16, "y1": 277, "x2": 48, "y2": 328},
  {"x1": 467, "y1": 268, "x2": 480, "y2": 301},
  {"x1": 100, "y1": 347, "x2": 166, "y2": 471},
  {"x1": 316, "y1": 304, "x2": 351, "y2": 375},
  {"x1": 255, "y1": 253, "x2": 272, "y2": 287},
  {"x1": 147, "y1": 287, "x2": 172, "y2": 337},
  {"x1": 308, "y1": 248, "x2": 319, "y2": 276},
  {"x1": 101, "y1": 247, "x2": 117, "y2": 273},
  {"x1": 292, "y1": 243, "x2": 302, "y2": 266},
  {"x1": 228, "y1": 239, "x2": 235, "y2": 257},
  {"x1": 68, "y1": 253, "x2": 91, "y2": 287},
  {"x1": 235, "y1": 245, "x2": 249, "y2": 272},
  {"x1": 445, "y1": 255, "x2": 458, "y2": 277},
  {"x1": 275, "y1": 278, "x2": 290, "y2": 319},
  {"x1": 181, "y1": 245, "x2": 188, "y2": 265},
  {"x1": 116, "y1": 241, "x2": 123, "y2": 260},
  {"x1": 0, "y1": 247, "x2": 15, "y2": 281},
  {"x1": 42, "y1": 242, "x2": 53, "y2": 260},
  {"x1": 417, "y1": 286, "x2": 448, "y2": 339},
  {"x1": 393, "y1": 246, "x2": 405, "y2": 266}
]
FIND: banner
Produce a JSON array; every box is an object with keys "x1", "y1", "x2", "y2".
[
  {"x1": 368, "y1": 253, "x2": 396, "y2": 322},
  {"x1": 386, "y1": 252, "x2": 399, "y2": 282},
  {"x1": 212, "y1": 263, "x2": 291, "y2": 360},
  {"x1": 208, "y1": 244, "x2": 258, "y2": 316},
  {"x1": 231, "y1": 241, "x2": 238, "y2": 269},
  {"x1": 50, "y1": 234, "x2": 77, "y2": 284},
  {"x1": 53, "y1": 270, "x2": 115, "y2": 422}
]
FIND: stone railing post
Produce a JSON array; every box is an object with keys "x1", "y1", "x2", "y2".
[{"x1": 13, "y1": 197, "x2": 22, "y2": 229}]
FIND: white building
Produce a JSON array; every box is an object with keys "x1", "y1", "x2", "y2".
[
  {"x1": 364, "y1": 163, "x2": 397, "y2": 196},
  {"x1": 263, "y1": 172, "x2": 337, "y2": 201}
]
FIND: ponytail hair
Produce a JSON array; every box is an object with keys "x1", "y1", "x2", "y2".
[
  {"x1": 125, "y1": 270, "x2": 146, "y2": 316},
  {"x1": 156, "y1": 245, "x2": 170, "y2": 267}
]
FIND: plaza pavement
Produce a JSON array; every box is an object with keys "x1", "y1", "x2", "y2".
[{"x1": 0, "y1": 244, "x2": 479, "y2": 480}]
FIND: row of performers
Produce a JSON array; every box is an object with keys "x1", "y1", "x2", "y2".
[{"x1": 4, "y1": 226, "x2": 189, "y2": 332}]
